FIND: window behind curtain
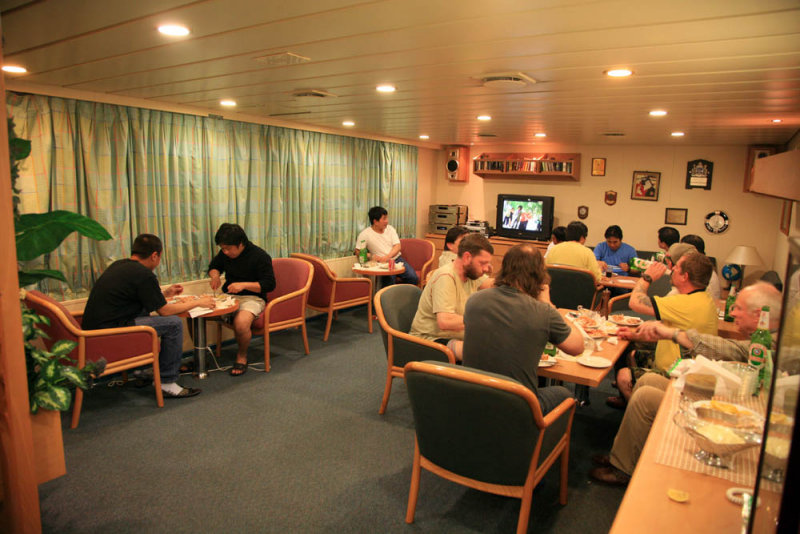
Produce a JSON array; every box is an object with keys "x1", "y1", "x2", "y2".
[{"x1": 8, "y1": 92, "x2": 418, "y2": 298}]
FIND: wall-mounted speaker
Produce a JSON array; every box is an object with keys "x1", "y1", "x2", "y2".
[{"x1": 445, "y1": 145, "x2": 470, "y2": 182}]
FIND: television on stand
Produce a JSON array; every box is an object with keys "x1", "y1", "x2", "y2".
[{"x1": 494, "y1": 193, "x2": 554, "y2": 242}]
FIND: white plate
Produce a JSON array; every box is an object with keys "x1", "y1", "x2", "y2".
[
  {"x1": 538, "y1": 358, "x2": 557, "y2": 368},
  {"x1": 576, "y1": 356, "x2": 613, "y2": 368},
  {"x1": 608, "y1": 315, "x2": 643, "y2": 326}
]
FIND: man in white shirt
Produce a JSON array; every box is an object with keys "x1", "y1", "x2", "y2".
[{"x1": 355, "y1": 206, "x2": 418, "y2": 286}]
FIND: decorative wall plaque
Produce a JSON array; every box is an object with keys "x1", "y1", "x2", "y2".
[{"x1": 686, "y1": 159, "x2": 713, "y2": 190}]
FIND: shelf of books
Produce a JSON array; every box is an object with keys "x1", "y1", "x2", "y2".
[{"x1": 472, "y1": 153, "x2": 581, "y2": 180}]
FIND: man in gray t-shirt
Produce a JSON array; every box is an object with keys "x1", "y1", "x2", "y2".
[{"x1": 463, "y1": 244, "x2": 583, "y2": 414}]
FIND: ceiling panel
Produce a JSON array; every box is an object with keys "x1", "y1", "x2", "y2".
[{"x1": 2, "y1": 0, "x2": 798, "y2": 146}]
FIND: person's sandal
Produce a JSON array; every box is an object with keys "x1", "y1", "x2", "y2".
[
  {"x1": 230, "y1": 362, "x2": 248, "y2": 377},
  {"x1": 162, "y1": 386, "x2": 201, "y2": 399}
]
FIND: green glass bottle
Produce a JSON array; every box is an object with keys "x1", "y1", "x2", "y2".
[
  {"x1": 747, "y1": 306, "x2": 773, "y2": 395},
  {"x1": 358, "y1": 239, "x2": 368, "y2": 265},
  {"x1": 628, "y1": 257, "x2": 652, "y2": 273},
  {"x1": 543, "y1": 342, "x2": 557, "y2": 358},
  {"x1": 723, "y1": 286, "x2": 737, "y2": 322}
]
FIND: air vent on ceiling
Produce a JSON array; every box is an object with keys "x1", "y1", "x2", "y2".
[
  {"x1": 292, "y1": 89, "x2": 337, "y2": 99},
  {"x1": 253, "y1": 52, "x2": 310, "y2": 65},
  {"x1": 477, "y1": 72, "x2": 537, "y2": 89},
  {"x1": 269, "y1": 111, "x2": 313, "y2": 117},
  {"x1": 477, "y1": 133, "x2": 497, "y2": 137},
  {"x1": 602, "y1": 132, "x2": 626, "y2": 137}
]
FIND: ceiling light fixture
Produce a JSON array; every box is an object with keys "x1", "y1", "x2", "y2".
[
  {"x1": 342, "y1": 120, "x2": 355, "y2": 127},
  {"x1": 220, "y1": 100, "x2": 237, "y2": 107},
  {"x1": 534, "y1": 133, "x2": 547, "y2": 138},
  {"x1": 2, "y1": 65, "x2": 27, "y2": 74},
  {"x1": 376, "y1": 84, "x2": 396, "y2": 93},
  {"x1": 671, "y1": 131, "x2": 685, "y2": 137},
  {"x1": 477, "y1": 115, "x2": 492, "y2": 121},
  {"x1": 605, "y1": 68, "x2": 633, "y2": 77},
  {"x1": 419, "y1": 135, "x2": 429, "y2": 140},
  {"x1": 649, "y1": 110, "x2": 667, "y2": 117},
  {"x1": 158, "y1": 24, "x2": 190, "y2": 36},
  {"x1": 771, "y1": 119, "x2": 783, "y2": 123}
]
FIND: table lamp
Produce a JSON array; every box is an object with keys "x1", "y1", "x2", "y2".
[{"x1": 724, "y1": 245, "x2": 764, "y2": 289}]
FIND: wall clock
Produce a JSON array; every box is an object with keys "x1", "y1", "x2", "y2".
[{"x1": 704, "y1": 210, "x2": 729, "y2": 234}]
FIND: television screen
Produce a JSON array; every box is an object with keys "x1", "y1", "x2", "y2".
[{"x1": 495, "y1": 194, "x2": 554, "y2": 241}]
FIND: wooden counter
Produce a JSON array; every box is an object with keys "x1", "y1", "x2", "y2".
[{"x1": 609, "y1": 385, "x2": 746, "y2": 533}]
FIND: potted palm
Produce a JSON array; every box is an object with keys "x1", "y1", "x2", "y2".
[{"x1": 9, "y1": 118, "x2": 111, "y2": 484}]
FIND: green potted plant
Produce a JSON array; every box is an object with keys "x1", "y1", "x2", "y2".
[{"x1": 9, "y1": 118, "x2": 111, "y2": 483}]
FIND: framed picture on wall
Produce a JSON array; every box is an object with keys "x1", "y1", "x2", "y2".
[
  {"x1": 665, "y1": 207, "x2": 688, "y2": 225},
  {"x1": 744, "y1": 145, "x2": 777, "y2": 192},
  {"x1": 591, "y1": 158, "x2": 606, "y2": 176},
  {"x1": 631, "y1": 171, "x2": 660, "y2": 201}
]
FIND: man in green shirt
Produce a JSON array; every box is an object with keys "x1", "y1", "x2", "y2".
[{"x1": 409, "y1": 233, "x2": 494, "y2": 360}]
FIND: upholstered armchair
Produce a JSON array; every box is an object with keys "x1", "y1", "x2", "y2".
[
  {"x1": 373, "y1": 284, "x2": 454, "y2": 414},
  {"x1": 404, "y1": 361, "x2": 576, "y2": 534},
  {"x1": 290, "y1": 252, "x2": 372, "y2": 340},
  {"x1": 23, "y1": 290, "x2": 162, "y2": 428}
]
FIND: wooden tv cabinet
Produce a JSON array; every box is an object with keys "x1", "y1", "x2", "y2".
[{"x1": 424, "y1": 233, "x2": 549, "y2": 275}]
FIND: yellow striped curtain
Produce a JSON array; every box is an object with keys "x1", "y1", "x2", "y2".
[{"x1": 8, "y1": 92, "x2": 417, "y2": 298}]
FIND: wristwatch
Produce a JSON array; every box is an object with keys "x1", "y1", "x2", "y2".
[{"x1": 642, "y1": 274, "x2": 653, "y2": 283}]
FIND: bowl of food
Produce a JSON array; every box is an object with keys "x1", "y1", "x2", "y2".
[{"x1": 673, "y1": 400, "x2": 764, "y2": 467}]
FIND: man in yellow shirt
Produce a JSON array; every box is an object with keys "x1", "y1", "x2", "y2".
[
  {"x1": 545, "y1": 220, "x2": 603, "y2": 282},
  {"x1": 612, "y1": 252, "x2": 718, "y2": 404}
]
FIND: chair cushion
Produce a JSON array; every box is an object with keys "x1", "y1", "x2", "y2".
[
  {"x1": 378, "y1": 285, "x2": 421, "y2": 333},
  {"x1": 547, "y1": 267, "x2": 596, "y2": 309},
  {"x1": 400, "y1": 238, "x2": 433, "y2": 273}
]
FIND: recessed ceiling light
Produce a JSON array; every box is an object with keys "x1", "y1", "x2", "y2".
[
  {"x1": 158, "y1": 24, "x2": 190, "y2": 37},
  {"x1": 671, "y1": 131, "x2": 685, "y2": 137},
  {"x1": 220, "y1": 100, "x2": 236, "y2": 107},
  {"x1": 605, "y1": 68, "x2": 633, "y2": 77},
  {"x1": 534, "y1": 132, "x2": 547, "y2": 138},
  {"x1": 2, "y1": 65, "x2": 27, "y2": 74},
  {"x1": 419, "y1": 135, "x2": 429, "y2": 140},
  {"x1": 342, "y1": 120, "x2": 355, "y2": 127},
  {"x1": 771, "y1": 119, "x2": 783, "y2": 123},
  {"x1": 376, "y1": 84, "x2": 396, "y2": 93},
  {"x1": 649, "y1": 110, "x2": 667, "y2": 117},
  {"x1": 477, "y1": 115, "x2": 492, "y2": 121}
]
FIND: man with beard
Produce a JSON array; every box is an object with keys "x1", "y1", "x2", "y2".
[{"x1": 410, "y1": 233, "x2": 494, "y2": 361}]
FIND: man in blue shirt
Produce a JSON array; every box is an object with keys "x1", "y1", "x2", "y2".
[{"x1": 594, "y1": 225, "x2": 637, "y2": 274}]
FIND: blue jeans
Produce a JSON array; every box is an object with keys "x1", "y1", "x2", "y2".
[
  {"x1": 379, "y1": 255, "x2": 419, "y2": 288},
  {"x1": 134, "y1": 315, "x2": 183, "y2": 383}
]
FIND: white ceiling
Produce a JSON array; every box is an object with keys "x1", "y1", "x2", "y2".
[{"x1": 2, "y1": 0, "x2": 799, "y2": 147}]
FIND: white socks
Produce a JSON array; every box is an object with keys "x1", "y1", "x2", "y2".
[{"x1": 161, "y1": 382, "x2": 184, "y2": 395}]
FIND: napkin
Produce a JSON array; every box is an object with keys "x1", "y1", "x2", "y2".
[{"x1": 673, "y1": 355, "x2": 742, "y2": 397}]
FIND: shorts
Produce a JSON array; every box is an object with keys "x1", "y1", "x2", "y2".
[{"x1": 224, "y1": 294, "x2": 266, "y2": 322}]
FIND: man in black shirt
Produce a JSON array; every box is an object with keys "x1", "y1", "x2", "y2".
[
  {"x1": 82, "y1": 234, "x2": 215, "y2": 398},
  {"x1": 208, "y1": 224, "x2": 276, "y2": 376}
]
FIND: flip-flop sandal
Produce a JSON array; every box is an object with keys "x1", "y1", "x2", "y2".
[{"x1": 230, "y1": 362, "x2": 248, "y2": 377}]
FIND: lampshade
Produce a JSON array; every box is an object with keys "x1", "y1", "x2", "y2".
[{"x1": 725, "y1": 245, "x2": 764, "y2": 266}]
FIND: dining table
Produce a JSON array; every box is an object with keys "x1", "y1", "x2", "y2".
[
  {"x1": 175, "y1": 295, "x2": 239, "y2": 379},
  {"x1": 538, "y1": 309, "x2": 631, "y2": 388},
  {"x1": 352, "y1": 262, "x2": 406, "y2": 297}
]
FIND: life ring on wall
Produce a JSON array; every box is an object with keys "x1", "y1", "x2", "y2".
[{"x1": 704, "y1": 210, "x2": 729, "y2": 234}]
